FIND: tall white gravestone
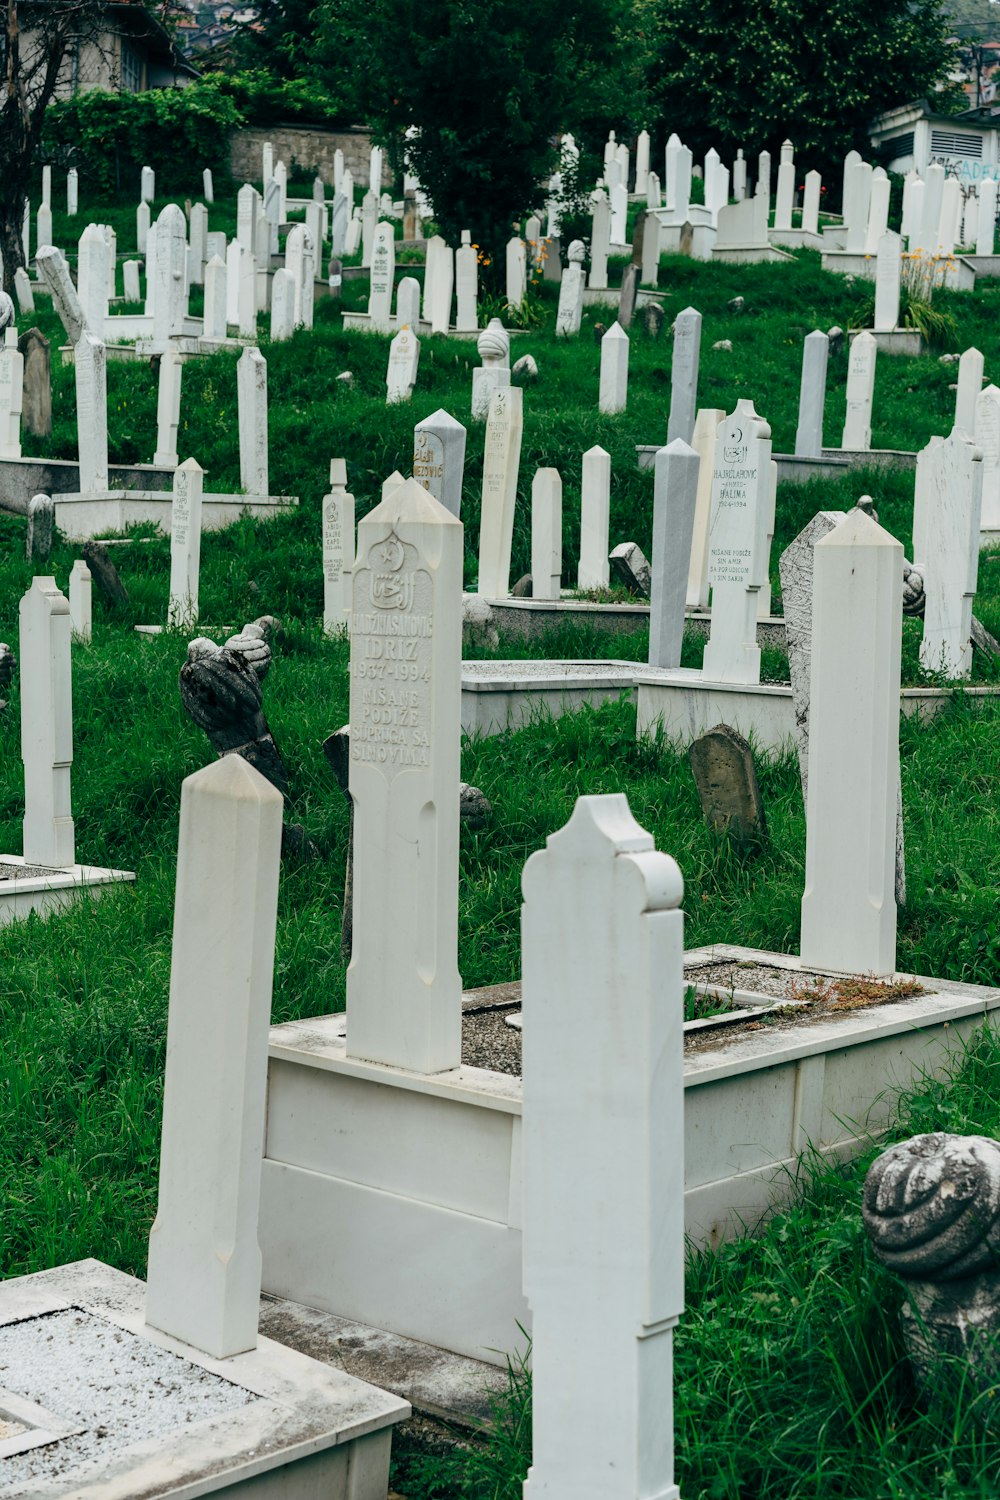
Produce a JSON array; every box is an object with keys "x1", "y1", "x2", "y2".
[
  {"x1": 477, "y1": 386, "x2": 524, "y2": 598},
  {"x1": 874, "y1": 231, "x2": 902, "y2": 333},
  {"x1": 955, "y1": 347, "x2": 984, "y2": 437},
  {"x1": 322, "y1": 459, "x2": 355, "y2": 636},
  {"x1": 686, "y1": 407, "x2": 725, "y2": 609},
  {"x1": 521, "y1": 793, "x2": 685, "y2": 1500},
  {"x1": 168, "y1": 458, "x2": 204, "y2": 630},
  {"x1": 21, "y1": 576, "x2": 75, "y2": 868},
  {"x1": 368, "y1": 222, "x2": 395, "y2": 333},
  {"x1": 842, "y1": 332, "x2": 877, "y2": 451},
  {"x1": 794, "y1": 330, "x2": 829, "y2": 459},
  {"x1": 154, "y1": 347, "x2": 183, "y2": 468},
  {"x1": 975, "y1": 383, "x2": 1000, "y2": 531},
  {"x1": 0, "y1": 330, "x2": 23, "y2": 459},
  {"x1": 145, "y1": 755, "x2": 283, "y2": 1359},
  {"x1": 237, "y1": 347, "x2": 268, "y2": 498},
  {"x1": 666, "y1": 307, "x2": 701, "y2": 445},
  {"x1": 346, "y1": 479, "x2": 463, "y2": 1074},
  {"x1": 531, "y1": 468, "x2": 562, "y2": 599},
  {"x1": 578, "y1": 445, "x2": 611, "y2": 590},
  {"x1": 800, "y1": 512, "x2": 902, "y2": 977},
  {"x1": 649, "y1": 440, "x2": 700, "y2": 669},
  {"x1": 702, "y1": 400, "x2": 773, "y2": 684},
  {"x1": 75, "y1": 333, "x2": 109, "y2": 495},
  {"x1": 912, "y1": 430, "x2": 983, "y2": 678}
]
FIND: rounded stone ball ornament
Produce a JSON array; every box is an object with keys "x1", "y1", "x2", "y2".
[
  {"x1": 864, "y1": 1132, "x2": 1000, "y2": 1280},
  {"x1": 863, "y1": 1133, "x2": 1000, "y2": 1406}
]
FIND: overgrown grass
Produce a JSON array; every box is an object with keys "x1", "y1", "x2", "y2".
[
  {"x1": 389, "y1": 1028, "x2": 1000, "y2": 1500},
  {"x1": 6, "y1": 187, "x2": 1000, "y2": 1499}
]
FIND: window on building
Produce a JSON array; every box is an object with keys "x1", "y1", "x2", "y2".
[{"x1": 120, "y1": 41, "x2": 142, "y2": 93}]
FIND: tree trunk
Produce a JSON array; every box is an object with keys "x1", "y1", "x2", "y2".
[{"x1": 0, "y1": 187, "x2": 28, "y2": 296}]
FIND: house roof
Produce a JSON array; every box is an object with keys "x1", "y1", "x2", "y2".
[{"x1": 105, "y1": 1, "x2": 201, "y2": 78}]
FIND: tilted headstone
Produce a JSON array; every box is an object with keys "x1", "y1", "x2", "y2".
[
  {"x1": 386, "y1": 325, "x2": 420, "y2": 403},
  {"x1": 471, "y1": 319, "x2": 511, "y2": 420},
  {"x1": 168, "y1": 459, "x2": 204, "y2": 629},
  {"x1": 477, "y1": 386, "x2": 524, "y2": 598},
  {"x1": 69, "y1": 559, "x2": 92, "y2": 642},
  {"x1": 75, "y1": 332, "x2": 109, "y2": 495},
  {"x1": 667, "y1": 307, "x2": 701, "y2": 446},
  {"x1": 26, "y1": 492, "x2": 54, "y2": 563},
  {"x1": 145, "y1": 754, "x2": 283, "y2": 1359},
  {"x1": 702, "y1": 400, "x2": 772, "y2": 683},
  {"x1": 794, "y1": 330, "x2": 829, "y2": 459},
  {"x1": 689, "y1": 724, "x2": 767, "y2": 840},
  {"x1": 842, "y1": 331, "x2": 877, "y2": 450},
  {"x1": 578, "y1": 445, "x2": 611, "y2": 590},
  {"x1": 237, "y1": 346, "x2": 268, "y2": 497},
  {"x1": 686, "y1": 407, "x2": 725, "y2": 609},
  {"x1": 82, "y1": 540, "x2": 128, "y2": 607},
  {"x1": 20, "y1": 576, "x2": 75, "y2": 868},
  {"x1": 800, "y1": 513, "x2": 902, "y2": 976},
  {"x1": 413, "y1": 408, "x2": 466, "y2": 518},
  {"x1": 598, "y1": 322, "x2": 629, "y2": 414},
  {"x1": 35, "y1": 246, "x2": 86, "y2": 343},
  {"x1": 648, "y1": 439, "x2": 699, "y2": 669},
  {"x1": 18, "y1": 327, "x2": 50, "y2": 439},
  {"x1": 346, "y1": 478, "x2": 463, "y2": 1073},
  {"x1": 520, "y1": 793, "x2": 685, "y2": 1500},
  {"x1": 617, "y1": 263, "x2": 639, "y2": 330},
  {"x1": 531, "y1": 468, "x2": 562, "y2": 599},
  {"x1": 322, "y1": 458, "x2": 355, "y2": 636},
  {"x1": 609, "y1": 541, "x2": 651, "y2": 597}
]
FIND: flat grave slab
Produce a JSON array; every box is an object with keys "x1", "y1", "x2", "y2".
[
  {"x1": 0, "y1": 856, "x2": 134, "y2": 925},
  {"x1": 461, "y1": 657, "x2": 637, "y2": 736},
  {"x1": 0, "y1": 1258, "x2": 408, "y2": 1500}
]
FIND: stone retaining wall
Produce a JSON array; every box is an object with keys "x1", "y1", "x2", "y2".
[{"x1": 229, "y1": 125, "x2": 389, "y2": 188}]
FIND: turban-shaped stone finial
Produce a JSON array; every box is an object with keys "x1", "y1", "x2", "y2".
[{"x1": 863, "y1": 1132, "x2": 1000, "y2": 1282}]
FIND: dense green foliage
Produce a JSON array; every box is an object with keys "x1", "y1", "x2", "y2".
[
  {"x1": 644, "y1": 0, "x2": 964, "y2": 198},
  {"x1": 44, "y1": 80, "x2": 243, "y2": 198}
]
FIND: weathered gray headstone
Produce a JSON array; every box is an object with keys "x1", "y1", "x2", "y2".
[
  {"x1": 18, "y1": 327, "x2": 50, "y2": 439},
  {"x1": 688, "y1": 724, "x2": 767, "y2": 841},
  {"x1": 81, "y1": 540, "x2": 129, "y2": 607},
  {"x1": 617, "y1": 264, "x2": 639, "y2": 330},
  {"x1": 667, "y1": 307, "x2": 702, "y2": 446},
  {"x1": 25, "y1": 492, "x2": 54, "y2": 563},
  {"x1": 609, "y1": 541, "x2": 651, "y2": 597}
]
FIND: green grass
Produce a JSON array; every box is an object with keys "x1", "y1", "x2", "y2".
[{"x1": 6, "y1": 186, "x2": 1000, "y2": 1499}]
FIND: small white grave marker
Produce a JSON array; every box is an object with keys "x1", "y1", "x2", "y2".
[
  {"x1": 413, "y1": 408, "x2": 466, "y2": 517},
  {"x1": 386, "y1": 325, "x2": 420, "y2": 403},
  {"x1": 842, "y1": 331, "x2": 877, "y2": 450},
  {"x1": 69, "y1": 558, "x2": 92, "y2": 642},
  {"x1": 598, "y1": 322, "x2": 629, "y2": 414},
  {"x1": 578, "y1": 445, "x2": 611, "y2": 590}
]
